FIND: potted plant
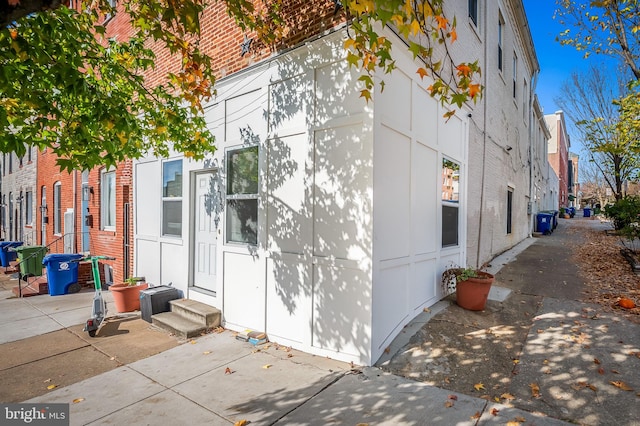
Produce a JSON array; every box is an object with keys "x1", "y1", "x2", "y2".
[
  {"x1": 110, "y1": 276, "x2": 148, "y2": 313},
  {"x1": 442, "y1": 267, "x2": 495, "y2": 311}
]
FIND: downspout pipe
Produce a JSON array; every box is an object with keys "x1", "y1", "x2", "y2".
[
  {"x1": 476, "y1": 1, "x2": 489, "y2": 268},
  {"x1": 529, "y1": 70, "x2": 538, "y2": 237}
]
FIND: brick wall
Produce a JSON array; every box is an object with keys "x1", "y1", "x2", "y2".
[{"x1": 36, "y1": 148, "x2": 133, "y2": 286}]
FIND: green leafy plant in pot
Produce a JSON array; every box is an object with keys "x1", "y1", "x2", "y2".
[{"x1": 442, "y1": 267, "x2": 495, "y2": 311}]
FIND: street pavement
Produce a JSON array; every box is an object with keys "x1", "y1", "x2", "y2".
[{"x1": 1, "y1": 215, "x2": 638, "y2": 425}]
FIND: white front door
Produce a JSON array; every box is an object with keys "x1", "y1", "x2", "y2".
[{"x1": 192, "y1": 171, "x2": 218, "y2": 292}]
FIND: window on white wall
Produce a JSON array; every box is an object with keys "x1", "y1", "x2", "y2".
[
  {"x1": 513, "y1": 52, "x2": 518, "y2": 100},
  {"x1": 442, "y1": 158, "x2": 460, "y2": 247},
  {"x1": 498, "y1": 12, "x2": 504, "y2": 71},
  {"x1": 53, "y1": 182, "x2": 61, "y2": 234},
  {"x1": 162, "y1": 159, "x2": 183, "y2": 237},
  {"x1": 507, "y1": 189, "x2": 513, "y2": 234},
  {"x1": 523, "y1": 79, "x2": 528, "y2": 119},
  {"x1": 226, "y1": 146, "x2": 258, "y2": 245},
  {"x1": 468, "y1": 0, "x2": 479, "y2": 27},
  {"x1": 101, "y1": 169, "x2": 116, "y2": 230}
]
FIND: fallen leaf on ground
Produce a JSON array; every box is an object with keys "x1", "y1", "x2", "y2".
[
  {"x1": 594, "y1": 358, "x2": 601, "y2": 364},
  {"x1": 47, "y1": 384, "x2": 57, "y2": 390},
  {"x1": 447, "y1": 394, "x2": 458, "y2": 401},
  {"x1": 444, "y1": 401, "x2": 454, "y2": 408},
  {"x1": 610, "y1": 381, "x2": 633, "y2": 391},
  {"x1": 262, "y1": 364, "x2": 272, "y2": 369},
  {"x1": 203, "y1": 351, "x2": 211, "y2": 355},
  {"x1": 529, "y1": 382, "x2": 540, "y2": 398},
  {"x1": 234, "y1": 421, "x2": 249, "y2": 426},
  {"x1": 356, "y1": 424, "x2": 369, "y2": 426},
  {"x1": 224, "y1": 367, "x2": 233, "y2": 375},
  {"x1": 190, "y1": 340, "x2": 197, "y2": 344},
  {"x1": 512, "y1": 359, "x2": 520, "y2": 364},
  {"x1": 72, "y1": 398, "x2": 84, "y2": 404},
  {"x1": 43, "y1": 379, "x2": 51, "y2": 383},
  {"x1": 474, "y1": 383, "x2": 485, "y2": 391},
  {"x1": 470, "y1": 411, "x2": 481, "y2": 420},
  {"x1": 501, "y1": 392, "x2": 515, "y2": 400},
  {"x1": 598, "y1": 367, "x2": 605, "y2": 375},
  {"x1": 491, "y1": 408, "x2": 499, "y2": 416}
]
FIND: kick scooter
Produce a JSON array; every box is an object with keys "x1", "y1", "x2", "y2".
[{"x1": 74, "y1": 255, "x2": 115, "y2": 337}]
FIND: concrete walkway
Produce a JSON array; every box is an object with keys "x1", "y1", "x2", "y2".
[{"x1": 3, "y1": 216, "x2": 637, "y2": 425}]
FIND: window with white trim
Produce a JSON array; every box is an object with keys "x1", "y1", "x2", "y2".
[
  {"x1": 513, "y1": 51, "x2": 518, "y2": 100},
  {"x1": 53, "y1": 182, "x2": 61, "y2": 234},
  {"x1": 442, "y1": 158, "x2": 460, "y2": 247},
  {"x1": 25, "y1": 191, "x2": 33, "y2": 225},
  {"x1": 101, "y1": 169, "x2": 116, "y2": 230},
  {"x1": 469, "y1": 0, "x2": 479, "y2": 27},
  {"x1": 498, "y1": 12, "x2": 504, "y2": 71},
  {"x1": 226, "y1": 146, "x2": 258, "y2": 245},
  {"x1": 162, "y1": 159, "x2": 183, "y2": 237}
]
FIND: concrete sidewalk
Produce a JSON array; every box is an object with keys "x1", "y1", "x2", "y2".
[
  {"x1": 7, "y1": 216, "x2": 636, "y2": 425},
  {"x1": 26, "y1": 330, "x2": 570, "y2": 425}
]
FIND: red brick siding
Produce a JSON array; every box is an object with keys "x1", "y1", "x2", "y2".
[{"x1": 36, "y1": 149, "x2": 133, "y2": 285}]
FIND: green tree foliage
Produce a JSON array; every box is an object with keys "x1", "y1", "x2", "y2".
[
  {"x1": 1, "y1": 0, "x2": 215, "y2": 171},
  {"x1": 1, "y1": 0, "x2": 481, "y2": 171},
  {"x1": 555, "y1": 0, "x2": 640, "y2": 199},
  {"x1": 555, "y1": 0, "x2": 640, "y2": 79}
]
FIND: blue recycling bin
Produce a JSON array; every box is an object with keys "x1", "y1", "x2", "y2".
[
  {"x1": 569, "y1": 207, "x2": 576, "y2": 217},
  {"x1": 536, "y1": 213, "x2": 552, "y2": 235},
  {"x1": 42, "y1": 253, "x2": 83, "y2": 296},
  {"x1": 0, "y1": 241, "x2": 23, "y2": 267},
  {"x1": 584, "y1": 208, "x2": 591, "y2": 218}
]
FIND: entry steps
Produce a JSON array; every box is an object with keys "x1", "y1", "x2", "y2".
[
  {"x1": 11, "y1": 276, "x2": 48, "y2": 297},
  {"x1": 152, "y1": 299, "x2": 221, "y2": 339}
]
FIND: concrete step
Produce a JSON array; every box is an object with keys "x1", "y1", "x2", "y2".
[
  {"x1": 11, "y1": 276, "x2": 48, "y2": 297},
  {"x1": 151, "y1": 312, "x2": 209, "y2": 339},
  {"x1": 169, "y1": 299, "x2": 221, "y2": 328}
]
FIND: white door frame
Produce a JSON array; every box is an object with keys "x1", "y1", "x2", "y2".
[{"x1": 189, "y1": 168, "x2": 221, "y2": 295}]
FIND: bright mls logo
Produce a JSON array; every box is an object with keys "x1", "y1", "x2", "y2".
[{"x1": 1, "y1": 404, "x2": 69, "y2": 425}]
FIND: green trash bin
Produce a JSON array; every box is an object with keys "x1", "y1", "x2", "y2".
[{"x1": 13, "y1": 245, "x2": 48, "y2": 277}]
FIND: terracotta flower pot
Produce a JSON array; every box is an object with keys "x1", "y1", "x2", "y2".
[
  {"x1": 455, "y1": 271, "x2": 495, "y2": 311},
  {"x1": 110, "y1": 283, "x2": 149, "y2": 313}
]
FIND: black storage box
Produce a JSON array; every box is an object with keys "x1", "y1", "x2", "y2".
[{"x1": 140, "y1": 285, "x2": 181, "y2": 323}]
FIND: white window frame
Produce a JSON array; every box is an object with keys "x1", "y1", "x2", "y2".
[
  {"x1": 53, "y1": 182, "x2": 61, "y2": 235},
  {"x1": 225, "y1": 146, "x2": 259, "y2": 245},
  {"x1": 25, "y1": 191, "x2": 33, "y2": 225},
  {"x1": 468, "y1": 0, "x2": 479, "y2": 27},
  {"x1": 498, "y1": 12, "x2": 504, "y2": 72},
  {"x1": 441, "y1": 157, "x2": 461, "y2": 248},
  {"x1": 101, "y1": 168, "x2": 116, "y2": 231},
  {"x1": 162, "y1": 159, "x2": 183, "y2": 238},
  {"x1": 513, "y1": 51, "x2": 518, "y2": 100}
]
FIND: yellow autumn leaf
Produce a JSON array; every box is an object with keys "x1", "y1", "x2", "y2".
[
  {"x1": 72, "y1": 398, "x2": 84, "y2": 404},
  {"x1": 610, "y1": 381, "x2": 633, "y2": 391},
  {"x1": 47, "y1": 384, "x2": 57, "y2": 390},
  {"x1": 473, "y1": 383, "x2": 485, "y2": 391},
  {"x1": 530, "y1": 382, "x2": 540, "y2": 398},
  {"x1": 409, "y1": 19, "x2": 421, "y2": 36},
  {"x1": 203, "y1": 351, "x2": 211, "y2": 355},
  {"x1": 190, "y1": 340, "x2": 197, "y2": 344},
  {"x1": 262, "y1": 364, "x2": 272, "y2": 369},
  {"x1": 234, "y1": 420, "x2": 248, "y2": 426},
  {"x1": 501, "y1": 392, "x2": 515, "y2": 400}
]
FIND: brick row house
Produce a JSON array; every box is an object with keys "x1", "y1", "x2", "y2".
[
  {"x1": 546, "y1": 110, "x2": 571, "y2": 209},
  {"x1": 36, "y1": 149, "x2": 134, "y2": 285}
]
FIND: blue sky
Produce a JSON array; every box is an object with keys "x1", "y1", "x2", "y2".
[{"x1": 522, "y1": 0, "x2": 618, "y2": 153}]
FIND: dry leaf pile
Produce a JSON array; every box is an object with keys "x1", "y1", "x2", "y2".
[{"x1": 570, "y1": 222, "x2": 640, "y2": 322}]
